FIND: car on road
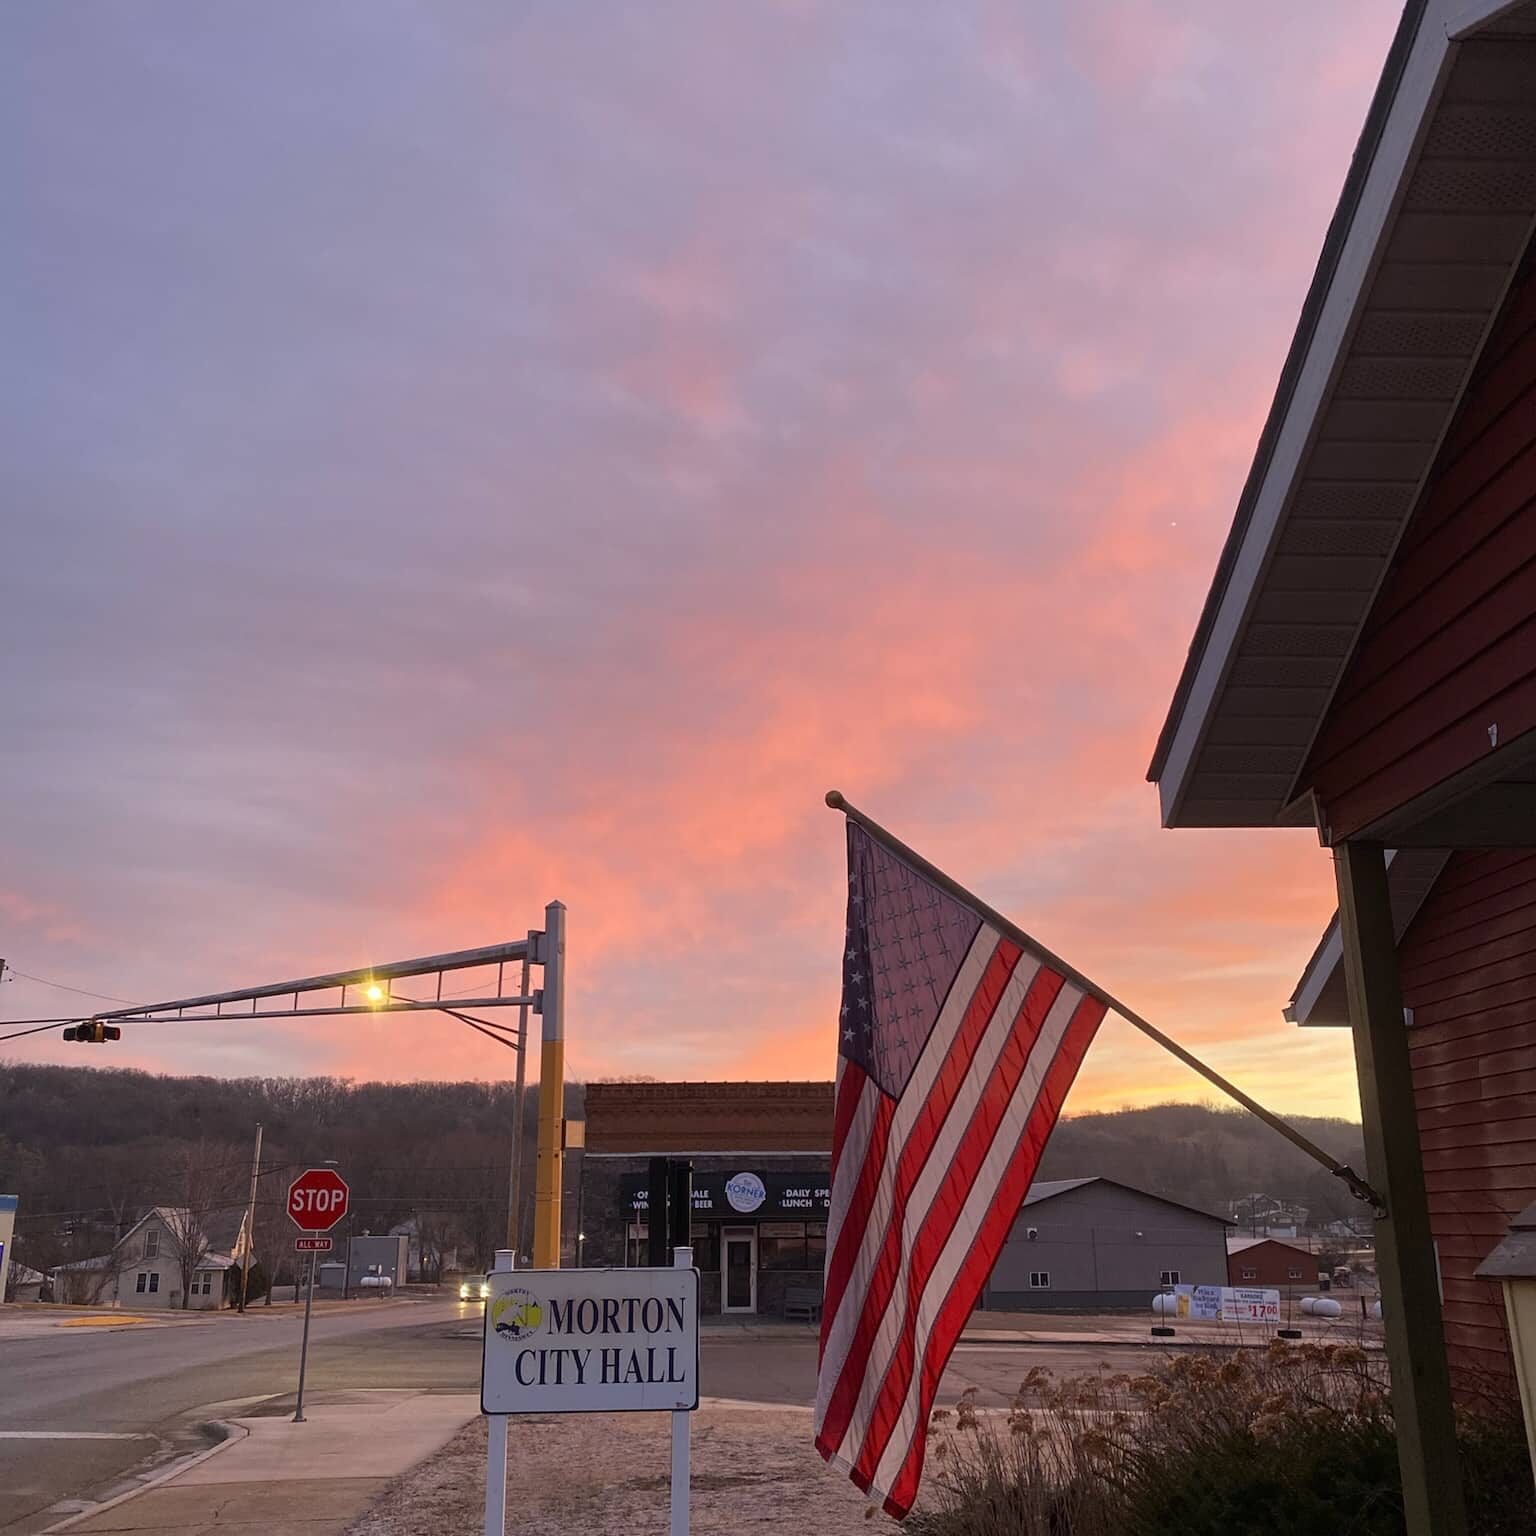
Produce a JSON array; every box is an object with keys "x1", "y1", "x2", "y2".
[{"x1": 459, "y1": 1277, "x2": 490, "y2": 1302}]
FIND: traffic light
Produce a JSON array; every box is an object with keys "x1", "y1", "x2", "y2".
[{"x1": 62, "y1": 1021, "x2": 121, "y2": 1043}]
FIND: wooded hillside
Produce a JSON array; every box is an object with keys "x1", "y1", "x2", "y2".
[{"x1": 0, "y1": 1063, "x2": 1365, "y2": 1286}]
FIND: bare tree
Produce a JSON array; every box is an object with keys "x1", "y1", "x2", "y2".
[{"x1": 160, "y1": 1141, "x2": 242, "y2": 1309}]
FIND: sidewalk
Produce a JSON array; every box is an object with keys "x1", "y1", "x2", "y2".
[{"x1": 47, "y1": 1391, "x2": 479, "y2": 1535}]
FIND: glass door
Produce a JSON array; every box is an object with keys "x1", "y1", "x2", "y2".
[{"x1": 722, "y1": 1228, "x2": 757, "y2": 1313}]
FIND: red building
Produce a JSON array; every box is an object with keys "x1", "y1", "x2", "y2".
[
  {"x1": 1149, "y1": 4, "x2": 1536, "y2": 1529},
  {"x1": 1289, "y1": 848, "x2": 1536, "y2": 1395},
  {"x1": 1227, "y1": 1237, "x2": 1322, "y2": 1290}
]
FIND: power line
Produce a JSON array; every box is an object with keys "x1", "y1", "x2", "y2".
[
  {"x1": 4, "y1": 968, "x2": 134, "y2": 1004},
  {"x1": 0, "y1": 1021, "x2": 72, "y2": 1045}
]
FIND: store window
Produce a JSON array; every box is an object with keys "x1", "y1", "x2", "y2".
[
  {"x1": 759, "y1": 1222, "x2": 824, "y2": 1270},
  {"x1": 690, "y1": 1225, "x2": 719, "y2": 1271},
  {"x1": 1288, "y1": 1267, "x2": 1303, "y2": 1280},
  {"x1": 1159, "y1": 1270, "x2": 1180, "y2": 1286},
  {"x1": 1029, "y1": 1271, "x2": 1051, "y2": 1289}
]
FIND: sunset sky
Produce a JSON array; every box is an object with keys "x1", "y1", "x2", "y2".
[{"x1": 2, "y1": 2, "x2": 1403, "y2": 1117}]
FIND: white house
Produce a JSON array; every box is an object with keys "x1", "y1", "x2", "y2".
[{"x1": 51, "y1": 1206, "x2": 255, "y2": 1310}]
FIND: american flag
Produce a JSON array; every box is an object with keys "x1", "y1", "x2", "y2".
[{"x1": 815, "y1": 817, "x2": 1108, "y2": 1519}]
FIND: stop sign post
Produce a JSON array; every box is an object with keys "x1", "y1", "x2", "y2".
[{"x1": 288, "y1": 1167, "x2": 349, "y2": 1423}]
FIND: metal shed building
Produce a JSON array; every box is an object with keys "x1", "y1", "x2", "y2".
[{"x1": 983, "y1": 1178, "x2": 1230, "y2": 1311}]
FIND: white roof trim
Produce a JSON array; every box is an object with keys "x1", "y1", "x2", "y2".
[
  {"x1": 1157, "y1": 6, "x2": 1457, "y2": 825},
  {"x1": 1285, "y1": 921, "x2": 1344, "y2": 1028},
  {"x1": 1448, "y1": 0, "x2": 1535, "y2": 39}
]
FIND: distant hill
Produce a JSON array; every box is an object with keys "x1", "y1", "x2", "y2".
[
  {"x1": 1039, "y1": 1101, "x2": 1367, "y2": 1230},
  {"x1": 0, "y1": 1063, "x2": 1365, "y2": 1283}
]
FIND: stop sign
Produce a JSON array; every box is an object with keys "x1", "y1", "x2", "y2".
[{"x1": 287, "y1": 1167, "x2": 350, "y2": 1232}]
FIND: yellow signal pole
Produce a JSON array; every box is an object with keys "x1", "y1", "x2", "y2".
[{"x1": 533, "y1": 901, "x2": 566, "y2": 1268}]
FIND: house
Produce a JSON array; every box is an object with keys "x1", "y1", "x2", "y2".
[
  {"x1": 51, "y1": 1206, "x2": 255, "y2": 1310},
  {"x1": 983, "y1": 1178, "x2": 1231, "y2": 1311},
  {"x1": 1146, "y1": 0, "x2": 1536, "y2": 1521},
  {"x1": 5, "y1": 1263, "x2": 45, "y2": 1303},
  {"x1": 1227, "y1": 1236, "x2": 1322, "y2": 1290}
]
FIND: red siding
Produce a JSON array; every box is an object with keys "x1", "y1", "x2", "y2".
[
  {"x1": 1226, "y1": 1239, "x2": 1321, "y2": 1289},
  {"x1": 1304, "y1": 269, "x2": 1536, "y2": 840},
  {"x1": 1400, "y1": 849, "x2": 1536, "y2": 1401}
]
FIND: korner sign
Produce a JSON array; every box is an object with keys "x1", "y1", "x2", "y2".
[{"x1": 481, "y1": 1267, "x2": 700, "y2": 1415}]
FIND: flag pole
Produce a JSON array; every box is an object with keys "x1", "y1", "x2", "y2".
[{"x1": 825, "y1": 790, "x2": 1383, "y2": 1212}]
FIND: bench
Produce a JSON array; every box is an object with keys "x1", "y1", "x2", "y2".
[{"x1": 784, "y1": 1286, "x2": 823, "y2": 1323}]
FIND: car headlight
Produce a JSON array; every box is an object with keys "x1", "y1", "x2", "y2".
[
  {"x1": 459, "y1": 1283, "x2": 470, "y2": 1299},
  {"x1": 479, "y1": 1282, "x2": 490, "y2": 1299}
]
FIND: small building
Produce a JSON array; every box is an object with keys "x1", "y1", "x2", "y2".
[
  {"x1": 320, "y1": 1233, "x2": 409, "y2": 1292},
  {"x1": 583, "y1": 1081, "x2": 833, "y2": 1316},
  {"x1": 6, "y1": 1264, "x2": 45, "y2": 1303},
  {"x1": 52, "y1": 1206, "x2": 254, "y2": 1310},
  {"x1": 984, "y1": 1178, "x2": 1231, "y2": 1311},
  {"x1": 1228, "y1": 1236, "x2": 1321, "y2": 1290}
]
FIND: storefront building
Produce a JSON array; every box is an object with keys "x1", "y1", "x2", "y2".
[{"x1": 582, "y1": 1081, "x2": 832, "y2": 1316}]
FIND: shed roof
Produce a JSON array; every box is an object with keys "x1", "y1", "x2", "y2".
[
  {"x1": 1150, "y1": 0, "x2": 1536, "y2": 829},
  {"x1": 1022, "y1": 1176, "x2": 1230, "y2": 1228},
  {"x1": 1227, "y1": 1235, "x2": 1317, "y2": 1258}
]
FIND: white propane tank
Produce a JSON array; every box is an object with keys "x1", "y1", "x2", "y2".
[
  {"x1": 1371, "y1": 1299, "x2": 1383, "y2": 1319},
  {"x1": 1310, "y1": 1298, "x2": 1342, "y2": 1319},
  {"x1": 1300, "y1": 1296, "x2": 1317, "y2": 1315},
  {"x1": 1152, "y1": 1293, "x2": 1177, "y2": 1316}
]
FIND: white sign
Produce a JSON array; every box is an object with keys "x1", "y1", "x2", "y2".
[
  {"x1": 724, "y1": 1172, "x2": 766, "y2": 1213},
  {"x1": 1180, "y1": 1283, "x2": 1280, "y2": 1323},
  {"x1": 481, "y1": 1267, "x2": 700, "y2": 1415}
]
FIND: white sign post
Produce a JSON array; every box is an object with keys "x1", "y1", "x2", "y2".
[{"x1": 481, "y1": 1260, "x2": 701, "y2": 1535}]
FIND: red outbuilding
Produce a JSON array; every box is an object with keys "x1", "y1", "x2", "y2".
[
  {"x1": 1227, "y1": 1236, "x2": 1322, "y2": 1290},
  {"x1": 1149, "y1": 4, "x2": 1536, "y2": 1530}
]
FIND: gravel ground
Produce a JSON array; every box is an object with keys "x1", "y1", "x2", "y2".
[{"x1": 347, "y1": 1405, "x2": 882, "y2": 1535}]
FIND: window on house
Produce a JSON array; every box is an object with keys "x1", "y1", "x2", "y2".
[
  {"x1": 1029, "y1": 1271, "x2": 1051, "y2": 1289},
  {"x1": 135, "y1": 1272, "x2": 148, "y2": 1293},
  {"x1": 1160, "y1": 1270, "x2": 1180, "y2": 1287},
  {"x1": 148, "y1": 1273, "x2": 160, "y2": 1293},
  {"x1": 144, "y1": 1229, "x2": 160, "y2": 1259},
  {"x1": 1241, "y1": 1267, "x2": 1257, "y2": 1281}
]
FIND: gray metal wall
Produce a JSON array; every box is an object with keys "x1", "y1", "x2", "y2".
[
  {"x1": 985, "y1": 1181, "x2": 1228, "y2": 1311},
  {"x1": 347, "y1": 1233, "x2": 409, "y2": 1289}
]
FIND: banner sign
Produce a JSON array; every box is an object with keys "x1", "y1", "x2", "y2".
[
  {"x1": 620, "y1": 1170, "x2": 830, "y2": 1220},
  {"x1": 1175, "y1": 1283, "x2": 1281, "y2": 1323},
  {"x1": 481, "y1": 1266, "x2": 700, "y2": 1416}
]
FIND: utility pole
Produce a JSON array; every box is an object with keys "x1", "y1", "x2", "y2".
[
  {"x1": 506, "y1": 944, "x2": 532, "y2": 1257},
  {"x1": 533, "y1": 902, "x2": 565, "y2": 1268},
  {"x1": 239, "y1": 1122, "x2": 263, "y2": 1313}
]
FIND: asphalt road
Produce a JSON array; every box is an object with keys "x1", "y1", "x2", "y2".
[{"x1": 0, "y1": 1301, "x2": 1153, "y2": 1534}]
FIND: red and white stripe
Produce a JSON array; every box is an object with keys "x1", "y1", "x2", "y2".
[{"x1": 814, "y1": 923, "x2": 1106, "y2": 1518}]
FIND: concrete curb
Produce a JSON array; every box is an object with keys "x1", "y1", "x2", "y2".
[{"x1": 38, "y1": 1419, "x2": 248, "y2": 1534}]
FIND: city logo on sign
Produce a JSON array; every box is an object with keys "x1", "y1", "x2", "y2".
[
  {"x1": 490, "y1": 1287, "x2": 544, "y2": 1340},
  {"x1": 724, "y1": 1172, "x2": 766, "y2": 1213}
]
